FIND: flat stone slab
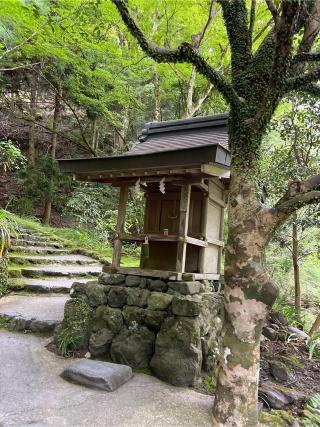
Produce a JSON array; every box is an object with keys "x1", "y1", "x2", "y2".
[
  {"x1": 0, "y1": 295, "x2": 68, "y2": 332},
  {"x1": 9, "y1": 254, "x2": 97, "y2": 265},
  {"x1": 21, "y1": 264, "x2": 102, "y2": 278},
  {"x1": 61, "y1": 360, "x2": 133, "y2": 391},
  {"x1": 0, "y1": 331, "x2": 213, "y2": 426},
  {"x1": 8, "y1": 277, "x2": 89, "y2": 293},
  {"x1": 12, "y1": 239, "x2": 63, "y2": 248},
  {"x1": 10, "y1": 246, "x2": 70, "y2": 254}
]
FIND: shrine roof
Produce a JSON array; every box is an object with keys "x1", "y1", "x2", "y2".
[{"x1": 58, "y1": 114, "x2": 230, "y2": 180}]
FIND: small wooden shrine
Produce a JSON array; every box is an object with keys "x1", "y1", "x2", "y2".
[{"x1": 59, "y1": 114, "x2": 230, "y2": 281}]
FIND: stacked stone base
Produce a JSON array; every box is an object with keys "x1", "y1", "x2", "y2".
[{"x1": 55, "y1": 273, "x2": 224, "y2": 387}]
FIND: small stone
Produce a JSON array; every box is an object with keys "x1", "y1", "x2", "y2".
[
  {"x1": 85, "y1": 352, "x2": 91, "y2": 359},
  {"x1": 125, "y1": 275, "x2": 141, "y2": 287},
  {"x1": 259, "y1": 382, "x2": 291, "y2": 409},
  {"x1": 108, "y1": 287, "x2": 128, "y2": 308},
  {"x1": 123, "y1": 306, "x2": 145, "y2": 325},
  {"x1": 168, "y1": 281, "x2": 201, "y2": 295},
  {"x1": 148, "y1": 292, "x2": 173, "y2": 310},
  {"x1": 61, "y1": 359, "x2": 133, "y2": 391},
  {"x1": 262, "y1": 326, "x2": 277, "y2": 341},
  {"x1": 172, "y1": 295, "x2": 202, "y2": 317},
  {"x1": 139, "y1": 278, "x2": 147, "y2": 289},
  {"x1": 148, "y1": 280, "x2": 168, "y2": 292},
  {"x1": 269, "y1": 361, "x2": 292, "y2": 382},
  {"x1": 288, "y1": 326, "x2": 309, "y2": 341},
  {"x1": 98, "y1": 273, "x2": 110, "y2": 285},
  {"x1": 144, "y1": 310, "x2": 167, "y2": 330},
  {"x1": 100, "y1": 274, "x2": 125, "y2": 286},
  {"x1": 127, "y1": 288, "x2": 150, "y2": 307}
]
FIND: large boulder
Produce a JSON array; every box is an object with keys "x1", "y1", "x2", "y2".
[
  {"x1": 54, "y1": 298, "x2": 93, "y2": 353},
  {"x1": 92, "y1": 306, "x2": 123, "y2": 334},
  {"x1": 150, "y1": 316, "x2": 202, "y2": 386},
  {"x1": 110, "y1": 326, "x2": 155, "y2": 369}
]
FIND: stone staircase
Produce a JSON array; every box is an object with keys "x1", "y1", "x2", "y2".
[{"x1": 0, "y1": 227, "x2": 102, "y2": 333}]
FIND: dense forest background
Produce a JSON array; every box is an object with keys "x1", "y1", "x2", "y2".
[{"x1": 0, "y1": 0, "x2": 319, "y2": 331}]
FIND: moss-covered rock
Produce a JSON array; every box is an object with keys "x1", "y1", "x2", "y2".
[
  {"x1": 54, "y1": 298, "x2": 93, "y2": 354},
  {"x1": 259, "y1": 410, "x2": 300, "y2": 427},
  {"x1": 150, "y1": 316, "x2": 202, "y2": 386},
  {"x1": 147, "y1": 292, "x2": 173, "y2": 310},
  {"x1": 92, "y1": 305, "x2": 123, "y2": 334},
  {"x1": 110, "y1": 326, "x2": 155, "y2": 369},
  {"x1": 123, "y1": 306, "x2": 145, "y2": 325}
]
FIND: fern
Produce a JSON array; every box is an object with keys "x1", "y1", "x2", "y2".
[
  {"x1": 303, "y1": 393, "x2": 320, "y2": 426},
  {"x1": 308, "y1": 332, "x2": 320, "y2": 360}
]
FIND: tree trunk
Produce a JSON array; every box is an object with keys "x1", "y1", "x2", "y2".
[
  {"x1": 43, "y1": 91, "x2": 62, "y2": 225},
  {"x1": 212, "y1": 170, "x2": 279, "y2": 427},
  {"x1": 292, "y1": 214, "x2": 301, "y2": 324},
  {"x1": 309, "y1": 313, "x2": 320, "y2": 336},
  {"x1": 28, "y1": 69, "x2": 39, "y2": 165}
]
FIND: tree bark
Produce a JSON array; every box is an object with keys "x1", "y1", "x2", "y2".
[
  {"x1": 43, "y1": 91, "x2": 62, "y2": 225},
  {"x1": 292, "y1": 214, "x2": 301, "y2": 324},
  {"x1": 28, "y1": 68, "x2": 39, "y2": 165},
  {"x1": 212, "y1": 168, "x2": 279, "y2": 427},
  {"x1": 309, "y1": 313, "x2": 320, "y2": 336}
]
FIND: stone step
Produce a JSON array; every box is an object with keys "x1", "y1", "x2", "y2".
[
  {"x1": 9, "y1": 254, "x2": 97, "y2": 266},
  {"x1": 8, "y1": 277, "x2": 90, "y2": 293},
  {"x1": 0, "y1": 295, "x2": 68, "y2": 333},
  {"x1": 10, "y1": 246, "x2": 70, "y2": 255},
  {"x1": 11, "y1": 239, "x2": 63, "y2": 248},
  {"x1": 20, "y1": 264, "x2": 102, "y2": 278},
  {"x1": 11, "y1": 233, "x2": 49, "y2": 242}
]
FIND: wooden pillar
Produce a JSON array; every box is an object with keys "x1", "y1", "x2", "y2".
[
  {"x1": 176, "y1": 184, "x2": 191, "y2": 273},
  {"x1": 199, "y1": 192, "x2": 209, "y2": 274},
  {"x1": 112, "y1": 185, "x2": 129, "y2": 268}
]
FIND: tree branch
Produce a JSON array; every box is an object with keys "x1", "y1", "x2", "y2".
[
  {"x1": 265, "y1": 0, "x2": 279, "y2": 24},
  {"x1": 285, "y1": 66, "x2": 320, "y2": 92},
  {"x1": 219, "y1": 0, "x2": 250, "y2": 74},
  {"x1": 274, "y1": 175, "x2": 320, "y2": 218},
  {"x1": 247, "y1": 0, "x2": 256, "y2": 54},
  {"x1": 291, "y1": 51, "x2": 320, "y2": 64},
  {"x1": 111, "y1": 0, "x2": 241, "y2": 108}
]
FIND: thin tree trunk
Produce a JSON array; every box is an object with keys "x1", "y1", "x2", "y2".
[
  {"x1": 212, "y1": 170, "x2": 279, "y2": 426},
  {"x1": 309, "y1": 313, "x2": 320, "y2": 336},
  {"x1": 292, "y1": 214, "x2": 301, "y2": 324},
  {"x1": 152, "y1": 64, "x2": 161, "y2": 121},
  {"x1": 28, "y1": 69, "x2": 39, "y2": 165},
  {"x1": 43, "y1": 91, "x2": 62, "y2": 225}
]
